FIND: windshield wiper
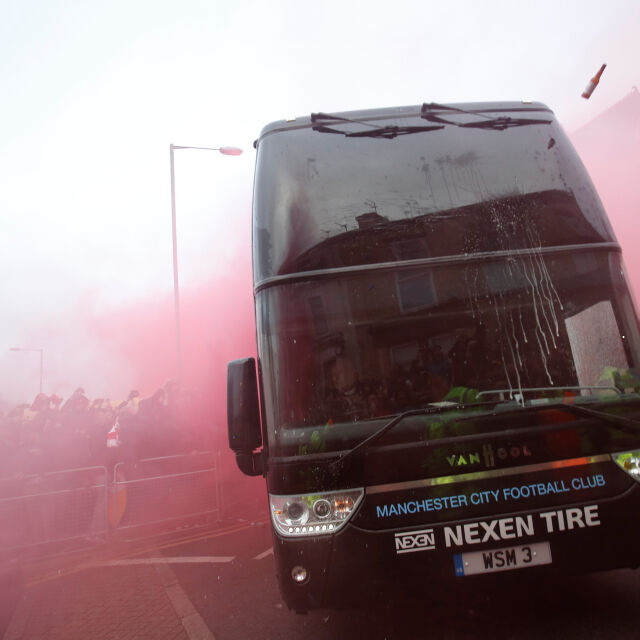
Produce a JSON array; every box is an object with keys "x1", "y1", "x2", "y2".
[
  {"x1": 327, "y1": 396, "x2": 640, "y2": 475},
  {"x1": 459, "y1": 117, "x2": 553, "y2": 130},
  {"x1": 311, "y1": 112, "x2": 444, "y2": 138},
  {"x1": 541, "y1": 400, "x2": 640, "y2": 434},
  {"x1": 346, "y1": 125, "x2": 445, "y2": 139},
  {"x1": 427, "y1": 395, "x2": 640, "y2": 437},
  {"x1": 421, "y1": 102, "x2": 552, "y2": 130},
  {"x1": 327, "y1": 401, "x2": 495, "y2": 473}
]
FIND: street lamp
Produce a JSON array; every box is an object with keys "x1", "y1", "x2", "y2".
[
  {"x1": 9, "y1": 347, "x2": 44, "y2": 394},
  {"x1": 169, "y1": 144, "x2": 243, "y2": 382}
]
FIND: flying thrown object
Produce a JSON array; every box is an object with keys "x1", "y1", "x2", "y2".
[{"x1": 582, "y1": 64, "x2": 607, "y2": 99}]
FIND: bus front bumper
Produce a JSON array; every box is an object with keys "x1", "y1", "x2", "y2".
[{"x1": 273, "y1": 487, "x2": 640, "y2": 611}]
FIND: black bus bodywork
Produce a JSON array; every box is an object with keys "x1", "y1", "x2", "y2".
[{"x1": 227, "y1": 102, "x2": 640, "y2": 611}]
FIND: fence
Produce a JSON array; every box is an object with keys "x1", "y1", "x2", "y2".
[
  {"x1": 0, "y1": 466, "x2": 109, "y2": 553},
  {"x1": 0, "y1": 451, "x2": 224, "y2": 555},
  {"x1": 111, "y1": 451, "x2": 224, "y2": 540}
]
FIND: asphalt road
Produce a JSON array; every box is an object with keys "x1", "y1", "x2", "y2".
[
  {"x1": 3, "y1": 513, "x2": 639, "y2": 640},
  {"x1": 160, "y1": 517, "x2": 640, "y2": 640}
]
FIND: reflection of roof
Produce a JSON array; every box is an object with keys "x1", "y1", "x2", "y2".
[
  {"x1": 572, "y1": 87, "x2": 640, "y2": 152},
  {"x1": 356, "y1": 212, "x2": 389, "y2": 229},
  {"x1": 277, "y1": 189, "x2": 608, "y2": 276},
  {"x1": 569, "y1": 88, "x2": 640, "y2": 294}
]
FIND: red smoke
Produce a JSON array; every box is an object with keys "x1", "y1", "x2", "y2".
[
  {"x1": 88, "y1": 248, "x2": 255, "y2": 429},
  {"x1": 88, "y1": 245, "x2": 262, "y2": 516},
  {"x1": 86, "y1": 91, "x2": 640, "y2": 424},
  {"x1": 570, "y1": 87, "x2": 640, "y2": 296}
]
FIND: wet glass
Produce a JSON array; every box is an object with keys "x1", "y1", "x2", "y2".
[
  {"x1": 253, "y1": 109, "x2": 615, "y2": 282},
  {"x1": 258, "y1": 250, "x2": 640, "y2": 457}
]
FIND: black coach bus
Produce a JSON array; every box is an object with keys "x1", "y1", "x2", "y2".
[{"x1": 227, "y1": 101, "x2": 640, "y2": 611}]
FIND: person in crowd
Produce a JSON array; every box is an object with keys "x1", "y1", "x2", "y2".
[
  {"x1": 138, "y1": 388, "x2": 166, "y2": 423},
  {"x1": 61, "y1": 387, "x2": 89, "y2": 414},
  {"x1": 3, "y1": 380, "x2": 221, "y2": 473},
  {"x1": 30, "y1": 393, "x2": 50, "y2": 412},
  {"x1": 29, "y1": 392, "x2": 60, "y2": 435},
  {"x1": 114, "y1": 390, "x2": 142, "y2": 459},
  {"x1": 118, "y1": 389, "x2": 140, "y2": 414},
  {"x1": 136, "y1": 388, "x2": 168, "y2": 457}
]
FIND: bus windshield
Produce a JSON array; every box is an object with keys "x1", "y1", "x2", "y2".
[
  {"x1": 252, "y1": 104, "x2": 640, "y2": 458},
  {"x1": 253, "y1": 106, "x2": 614, "y2": 281},
  {"x1": 258, "y1": 250, "x2": 640, "y2": 456}
]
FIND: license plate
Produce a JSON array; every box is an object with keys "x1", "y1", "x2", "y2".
[{"x1": 453, "y1": 542, "x2": 552, "y2": 576}]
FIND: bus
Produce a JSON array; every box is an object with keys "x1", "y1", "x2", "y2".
[{"x1": 227, "y1": 101, "x2": 640, "y2": 612}]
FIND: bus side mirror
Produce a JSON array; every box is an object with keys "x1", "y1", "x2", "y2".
[{"x1": 227, "y1": 358, "x2": 263, "y2": 476}]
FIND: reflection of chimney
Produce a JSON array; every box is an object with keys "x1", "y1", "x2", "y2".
[{"x1": 356, "y1": 211, "x2": 389, "y2": 229}]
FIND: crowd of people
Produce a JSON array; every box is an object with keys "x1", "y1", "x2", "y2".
[{"x1": 0, "y1": 382, "x2": 219, "y2": 477}]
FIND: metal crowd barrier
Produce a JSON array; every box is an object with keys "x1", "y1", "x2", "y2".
[
  {"x1": 111, "y1": 451, "x2": 224, "y2": 540},
  {"x1": 0, "y1": 450, "x2": 225, "y2": 555},
  {"x1": 0, "y1": 466, "x2": 109, "y2": 553}
]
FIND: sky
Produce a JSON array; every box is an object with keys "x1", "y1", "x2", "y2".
[{"x1": 1, "y1": 0, "x2": 639, "y2": 406}]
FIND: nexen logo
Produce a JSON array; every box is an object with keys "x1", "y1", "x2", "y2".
[{"x1": 394, "y1": 528, "x2": 436, "y2": 554}]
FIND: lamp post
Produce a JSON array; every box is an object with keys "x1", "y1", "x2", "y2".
[
  {"x1": 169, "y1": 144, "x2": 243, "y2": 382},
  {"x1": 9, "y1": 347, "x2": 44, "y2": 394}
]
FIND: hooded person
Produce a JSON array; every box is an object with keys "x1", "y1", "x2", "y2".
[{"x1": 61, "y1": 387, "x2": 90, "y2": 414}]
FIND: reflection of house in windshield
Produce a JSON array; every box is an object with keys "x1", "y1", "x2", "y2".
[
  {"x1": 277, "y1": 189, "x2": 608, "y2": 276},
  {"x1": 273, "y1": 189, "x2": 623, "y2": 425}
]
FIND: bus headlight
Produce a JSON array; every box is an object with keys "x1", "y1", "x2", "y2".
[
  {"x1": 283, "y1": 500, "x2": 309, "y2": 526},
  {"x1": 612, "y1": 450, "x2": 640, "y2": 482},
  {"x1": 270, "y1": 489, "x2": 364, "y2": 537},
  {"x1": 312, "y1": 499, "x2": 332, "y2": 519}
]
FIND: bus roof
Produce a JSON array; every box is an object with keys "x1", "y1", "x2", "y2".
[{"x1": 256, "y1": 101, "x2": 554, "y2": 143}]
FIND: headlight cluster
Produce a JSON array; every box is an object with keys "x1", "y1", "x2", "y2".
[
  {"x1": 612, "y1": 450, "x2": 640, "y2": 481},
  {"x1": 270, "y1": 488, "x2": 364, "y2": 537}
]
